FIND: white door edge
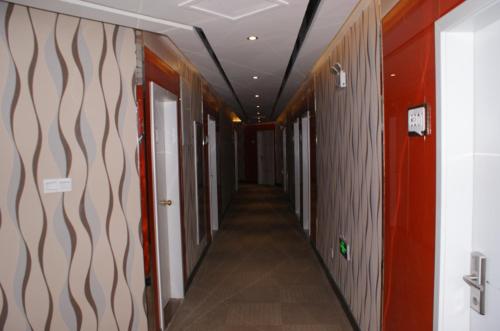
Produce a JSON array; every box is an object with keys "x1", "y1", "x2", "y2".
[{"x1": 434, "y1": 1, "x2": 500, "y2": 330}]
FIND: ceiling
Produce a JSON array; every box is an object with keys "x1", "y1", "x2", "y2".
[{"x1": 11, "y1": 0, "x2": 358, "y2": 122}]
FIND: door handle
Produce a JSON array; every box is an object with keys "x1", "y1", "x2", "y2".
[
  {"x1": 159, "y1": 200, "x2": 172, "y2": 206},
  {"x1": 463, "y1": 252, "x2": 486, "y2": 315},
  {"x1": 463, "y1": 274, "x2": 484, "y2": 291}
]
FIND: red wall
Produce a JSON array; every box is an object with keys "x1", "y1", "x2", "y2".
[{"x1": 382, "y1": 1, "x2": 463, "y2": 330}]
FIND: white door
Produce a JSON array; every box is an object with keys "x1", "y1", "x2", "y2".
[
  {"x1": 435, "y1": 1, "x2": 500, "y2": 330},
  {"x1": 294, "y1": 120, "x2": 301, "y2": 217},
  {"x1": 150, "y1": 82, "x2": 184, "y2": 330},
  {"x1": 208, "y1": 116, "x2": 218, "y2": 231},
  {"x1": 301, "y1": 113, "x2": 310, "y2": 233},
  {"x1": 257, "y1": 130, "x2": 275, "y2": 185}
]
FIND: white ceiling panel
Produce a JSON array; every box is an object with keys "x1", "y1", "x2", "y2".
[
  {"x1": 275, "y1": 0, "x2": 357, "y2": 116},
  {"x1": 9, "y1": 0, "x2": 358, "y2": 122}
]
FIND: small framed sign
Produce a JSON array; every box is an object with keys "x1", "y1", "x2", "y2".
[{"x1": 408, "y1": 104, "x2": 429, "y2": 136}]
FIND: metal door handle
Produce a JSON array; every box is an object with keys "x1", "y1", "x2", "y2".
[
  {"x1": 463, "y1": 274, "x2": 484, "y2": 291},
  {"x1": 159, "y1": 200, "x2": 172, "y2": 206},
  {"x1": 464, "y1": 252, "x2": 486, "y2": 315}
]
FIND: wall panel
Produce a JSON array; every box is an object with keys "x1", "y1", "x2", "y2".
[
  {"x1": 314, "y1": 1, "x2": 383, "y2": 329},
  {"x1": 382, "y1": 1, "x2": 463, "y2": 330},
  {"x1": 0, "y1": 4, "x2": 147, "y2": 330}
]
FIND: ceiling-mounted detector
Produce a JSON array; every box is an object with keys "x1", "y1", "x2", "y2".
[{"x1": 330, "y1": 63, "x2": 347, "y2": 88}]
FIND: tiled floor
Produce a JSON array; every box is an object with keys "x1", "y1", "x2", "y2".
[{"x1": 167, "y1": 185, "x2": 353, "y2": 331}]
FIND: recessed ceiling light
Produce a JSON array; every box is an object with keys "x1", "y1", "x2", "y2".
[
  {"x1": 256, "y1": 105, "x2": 260, "y2": 108},
  {"x1": 390, "y1": 73, "x2": 396, "y2": 77},
  {"x1": 252, "y1": 75, "x2": 259, "y2": 80},
  {"x1": 247, "y1": 36, "x2": 258, "y2": 41},
  {"x1": 255, "y1": 94, "x2": 260, "y2": 98}
]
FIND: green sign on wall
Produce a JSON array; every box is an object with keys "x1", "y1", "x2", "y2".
[{"x1": 339, "y1": 238, "x2": 349, "y2": 260}]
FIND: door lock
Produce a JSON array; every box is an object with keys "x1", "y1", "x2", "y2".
[
  {"x1": 463, "y1": 252, "x2": 486, "y2": 315},
  {"x1": 159, "y1": 200, "x2": 172, "y2": 206}
]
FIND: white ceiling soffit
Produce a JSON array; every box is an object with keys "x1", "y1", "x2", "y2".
[
  {"x1": 9, "y1": 0, "x2": 194, "y2": 31},
  {"x1": 275, "y1": 0, "x2": 358, "y2": 115},
  {"x1": 8, "y1": 0, "x2": 359, "y2": 121},
  {"x1": 178, "y1": 0, "x2": 289, "y2": 21}
]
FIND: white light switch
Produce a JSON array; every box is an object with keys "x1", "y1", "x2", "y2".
[
  {"x1": 43, "y1": 178, "x2": 72, "y2": 193},
  {"x1": 408, "y1": 105, "x2": 428, "y2": 136}
]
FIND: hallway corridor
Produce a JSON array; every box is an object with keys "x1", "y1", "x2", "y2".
[{"x1": 168, "y1": 185, "x2": 352, "y2": 331}]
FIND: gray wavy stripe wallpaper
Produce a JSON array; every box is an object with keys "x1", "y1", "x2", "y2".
[
  {"x1": 314, "y1": 0, "x2": 382, "y2": 330},
  {"x1": 0, "y1": 3, "x2": 148, "y2": 330}
]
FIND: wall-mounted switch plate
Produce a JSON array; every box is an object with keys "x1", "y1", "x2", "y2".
[
  {"x1": 408, "y1": 105, "x2": 428, "y2": 136},
  {"x1": 43, "y1": 178, "x2": 72, "y2": 193},
  {"x1": 337, "y1": 71, "x2": 347, "y2": 88}
]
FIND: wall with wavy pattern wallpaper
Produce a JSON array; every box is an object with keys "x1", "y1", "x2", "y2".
[
  {"x1": 278, "y1": 0, "x2": 383, "y2": 330},
  {"x1": 0, "y1": 3, "x2": 148, "y2": 330},
  {"x1": 315, "y1": 2, "x2": 382, "y2": 329}
]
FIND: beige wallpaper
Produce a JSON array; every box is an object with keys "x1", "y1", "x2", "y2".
[
  {"x1": 280, "y1": 0, "x2": 382, "y2": 330},
  {"x1": 0, "y1": 3, "x2": 148, "y2": 331},
  {"x1": 314, "y1": 1, "x2": 382, "y2": 330}
]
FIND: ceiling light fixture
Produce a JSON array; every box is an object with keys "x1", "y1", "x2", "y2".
[
  {"x1": 253, "y1": 75, "x2": 259, "y2": 80},
  {"x1": 247, "y1": 35, "x2": 258, "y2": 41},
  {"x1": 255, "y1": 94, "x2": 260, "y2": 98},
  {"x1": 256, "y1": 105, "x2": 260, "y2": 108}
]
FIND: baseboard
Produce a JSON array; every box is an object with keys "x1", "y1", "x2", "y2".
[
  {"x1": 164, "y1": 298, "x2": 182, "y2": 329},
  {"x1": 185, "y1": 242, "x2": 211, "y2": 291},
  {"x1": 311, "y1": 243, "x2": 361, "y2": 331}
]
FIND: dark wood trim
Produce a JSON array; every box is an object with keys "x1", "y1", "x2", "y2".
[
  {"x1": 144, "y1": 48, "x2": 180, "y2": 95},
  {"x1": 136, "y1": 85, "x2": 152, "y2": 277},
  {"x1": 310, "y1": 244, "x2": 361, "y2": 331},
  {"x1": 143, "y1": 46, "x2": 187, "y2": 331}
]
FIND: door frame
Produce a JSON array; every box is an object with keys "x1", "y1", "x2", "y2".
[
  {"x1": 434, "y1": 1, "x2": 500, "y2": 329},
  {"x1": 301, "y1": 111, "x2": 311, "y2": 234},
  {"x1": 293, "y1": 119, "x2": 301, "y2": 218},
  {"x1": 207, "y1": 115, "x2": 219, "y2": 232},
  {"x1": 193, "y1": 120, "x2": 210, "y2": 244},
  {"x1": 203, "y1": 100, "x2": 217, "y2": 237},
  {"x1": 149, "y1": 82, "x2": 184, "y2": 328},
  {"x1": 143, "y1": 47, "x2": 187, "y2": 330}
]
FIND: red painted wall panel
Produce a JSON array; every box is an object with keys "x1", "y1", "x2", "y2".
[{"x1": 382, "y1": 1, "x2": 463, "y2": 330}]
